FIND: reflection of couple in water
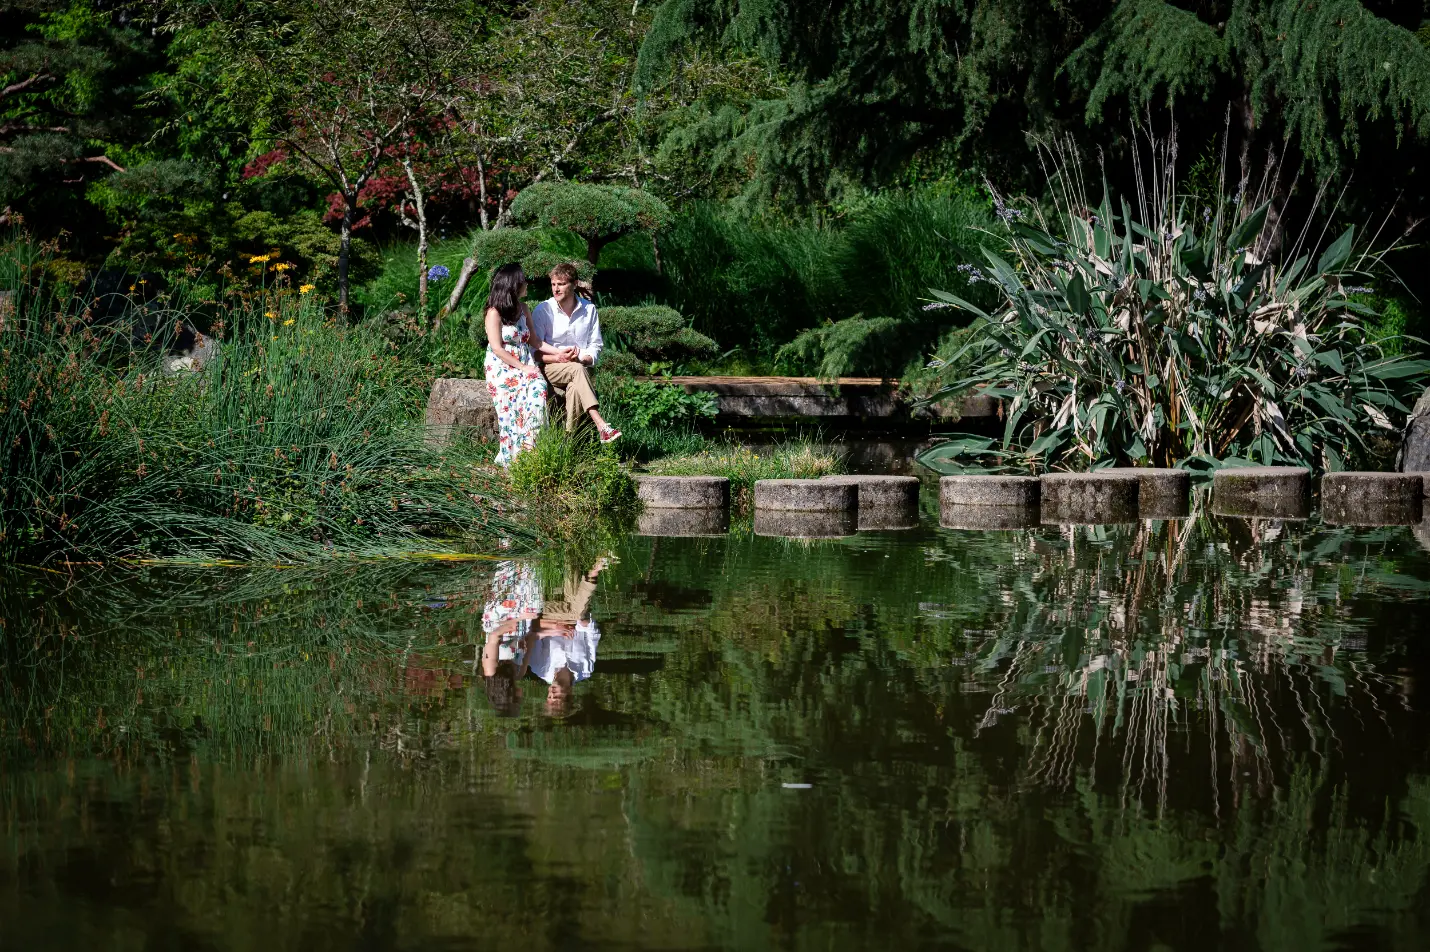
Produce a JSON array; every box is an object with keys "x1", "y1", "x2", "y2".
[{"x1": 480, "y1": 556, "x2": 611, "y2": 717}]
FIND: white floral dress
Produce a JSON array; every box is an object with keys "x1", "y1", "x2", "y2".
[{"x1": 484, "y1": 312, "x2": 547, "y2": 466}]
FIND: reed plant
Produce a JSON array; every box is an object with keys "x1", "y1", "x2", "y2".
[{"x1": 1, "y1": 234, "x2": 525, "y2": 564}]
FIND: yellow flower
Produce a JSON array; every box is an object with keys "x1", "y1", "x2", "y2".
[
  {"x1": 299, "y1": 284, "x2": 316, "y2": 294},
  {"x1": 128, "y1": 285, "x2": 136, "y2": 292},
  {"x1": 249, "y1": 254, "x2": 271, "y2": 264},
  {"x1": 283, "y1": 318, "x2": 295, "y2": 326},
  {"x1": 265, "y1": 311, "x2": 277, "y2": 320},
  {"x1": 273, "y1": 262, "x2": 292, "y2": 272}
]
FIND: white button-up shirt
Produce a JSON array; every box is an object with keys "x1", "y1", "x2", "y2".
[
  {"x1": 528, "y1": 621, "x2": 601, "y2": 684},
  {"x1": 530, "y1": 296, "x2": 604, "y2": 366}
]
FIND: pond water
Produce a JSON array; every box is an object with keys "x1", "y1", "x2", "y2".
[{"x1": 4, "y1": 508, "x2": 1430, "y2": 950}]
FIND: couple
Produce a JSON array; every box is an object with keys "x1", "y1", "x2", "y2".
[
  {"x1": 479, "y1": 557, "x2": 610, "y2": 717},
  {"x1": 482, "y1": 261, "x2": 621, "y2": 466}
]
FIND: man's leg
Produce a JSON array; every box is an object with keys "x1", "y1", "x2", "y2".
[{"x1": 543, "y1": 362, "x2": 600, "y2": 433}]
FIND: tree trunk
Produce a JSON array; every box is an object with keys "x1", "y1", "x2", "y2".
[
  {"x1": 436, "y1": 255, "x2": 480, "y2": 336},
  {"x1": 476, "y1": 153, "x2": 489, "y2": 231},
  {"x1": 401, "y1": 156, "x2": 430, "y2": 316},
  {"x1": 338, "y1": 191, "x2": 355, "y2": 314}
]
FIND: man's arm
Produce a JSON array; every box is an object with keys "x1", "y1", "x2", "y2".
[{"x1": 581, "y1": 304, "x2": 603, "y2": 366}]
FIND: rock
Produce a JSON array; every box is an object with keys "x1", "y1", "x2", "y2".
[
  {"x1": 1399, "y1": 386, "x2": 1430, "y2": 474},
  {"x1": 1212, "y1": 466, "x2": 1311, "y2": 519},
  {"x1": 1040, "y1": 473, "x2": 1140, "y2": 524},
  {"x1": 1320, "y1": 472, "x2": 1424, "y2": 526},
  {"x1": 754, "y1": 509, "x2": 856, "y2": 538},
  {"x1": 753, "y1": 479, "x2": 857, "y2": 512},
  {"x1": 939, "y1": 475, "x2": 1040, "y2": 508},
  {"x1": 1102, "y1": 467, "x2": 1191, "y2": 518},
  {"x1": 163, "y1": 332, "x2": 221, "y2": 375},
  {"x1": 821, "y1": 475, "x2": 920, "y2": 510},
  {"x1": 425, "y1": 378, "x2": 498, "y2": 447},
  {"x1": 635, "y1": 475, "x2": 730, "y2": 509},
  {"x1": 940, "y1": 505, "x2": 1040, "y2": 530},
  {"x1": 637, "y1": 507, "x2": 730, "y2": 537}
]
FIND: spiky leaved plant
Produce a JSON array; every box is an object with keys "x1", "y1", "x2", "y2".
[{"x1": 919, "y1": 135, "x2": 1430, "y2": 473}]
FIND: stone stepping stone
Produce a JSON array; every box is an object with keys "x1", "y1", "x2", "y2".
[
  {"x1": 754, "y1": 479, "x2": 856, "y2": 512},
  {"x1": 1102, "y1": 467, "x2": 1191, "y2": 518},
  {"x1": 820, "y1": 475, "x2": 920, "y2": 509},
  {"x1": 635, "y1": 475, "x2": 730, "y2": 509},
  {"x1": 1212, "y1": 466, "x2": 1310, "y2": 519},
  {"x1": 1321, "y1": 472, "x2": 1424, "y2": 526},
  {"x1": 754, "y1": 509, "x2": 856, "y2": 538},
  {"x1": 636, "y1": 507, "x2": 730, "y2": 537},
  {"x1": 938, "y1": 475, "x2": 1040, "y2": 507},
  {"x1": 1040, "y1": 472, "x2": 1140, "y2": 524},
  {"x1": 856, "y1": 506, "x2": 920, "y2": 531}
]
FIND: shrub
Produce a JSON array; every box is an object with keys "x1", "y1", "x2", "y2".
[
  {"x1": 600, "y1": 304, "x2": 719, "y2": 369},
  {"x1": 507, "y1": 426, "x2": 638, "y2": 537},
  {"x1": 918, "y1": 138, "x2": 1430, "y2": 474},
  {"x1": 508, "y1": 182, "x2": 672, "y2": 264}
]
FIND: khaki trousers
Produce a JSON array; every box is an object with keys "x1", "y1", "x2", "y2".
[
  {"x1": 542, "y1": 574, "x2": 597, "y2": 624},
  {"x1": 543, "y1": 361, "x2": 599, "y2": 431}
]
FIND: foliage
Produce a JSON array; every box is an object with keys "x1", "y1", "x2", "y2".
[
  {"x1": 507, "y1": 425, "x2": 638, "y2": 539},
  {"x1": 602, "y1": 376, "x2": 718, "y2": 431},
  {"x1": 637, "y1": 1, "x2": 1430, "y2": 236},
  {"x1": 509, "y1": 182, "x2": 673, "y2": 265},
  {"x1": 600, "y1": 304, "x2": 719, "y2": 366},
  {"x1": 917, "y1": 137, "x2": 1430, "y2": 475},
  {"x1": 1, "y1": 234, "x2": 523, "y2": 563},
  {"x1": 469, "y1": 227, "x2": 596, "y2": 283},
  {"x1": 658, "y1": 202, "x2": 844, "y2": 354},
  {"x1": 644, "y1": 439, "x2": 842, "y2": 507}
]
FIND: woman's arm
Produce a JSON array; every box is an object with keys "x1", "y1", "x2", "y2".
[{"x1": 485, "y1": 308, "x2": 532, "y2": 372}]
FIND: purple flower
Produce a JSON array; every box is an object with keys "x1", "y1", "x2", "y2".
[{"x1": 428, "y1": 264, "x2": 450, "y2": 282}]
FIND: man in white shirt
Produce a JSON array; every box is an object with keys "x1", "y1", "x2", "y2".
[{"x1": 529, "y1": 262, "x2": 621, "y2": 443}]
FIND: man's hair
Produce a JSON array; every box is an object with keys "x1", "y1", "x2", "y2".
[{"x1": 549, "y1": 262, "x2": 580, "y2": 284}]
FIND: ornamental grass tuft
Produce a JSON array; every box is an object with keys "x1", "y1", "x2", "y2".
[{"x1": 919, "y1": 134, "x2": 1430, "y2": 474}]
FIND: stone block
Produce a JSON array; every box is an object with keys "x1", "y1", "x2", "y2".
[
  {"x1": 753, "y1": 479, "x2": 856, "y2": 512},
  {"x1": 1102, "y1": 467, "x2": 1191, "y2": 517},
  {"x1": 939, "y1": 475, "x2": 1040, "y2": 508},
  {"x1": 1320, "y1": 472, "x2": 1424, "y2": 526},
  {"x1": 939, "y1": 505, "x2": 1040, "y2": 530},
  {"x1": 635, "y1": 475, "x2": 730, "y2": 510},
  {"x1": 754, "y1": 509, "x2": 856, "y2": 538},
  {"x1": 636, "y1": 507, "x2": 731, "y2": 537},
  {"x1": 425, "y1": 378, "x2": 497, "y2": 447},
  {"x1": 1040, "y1": 473, "x2": 1140, "y2": 524},
  {"x1": 1212, "y1": 466, "x2": 1311, "y2": 519},
  {"x1": 821, "y1": 475, "x2": 920, "y2": 510}
]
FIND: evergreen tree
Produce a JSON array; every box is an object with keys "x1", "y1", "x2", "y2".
[{"x1": 637, "y1": 1, "x2": 1430, "y2": 223}]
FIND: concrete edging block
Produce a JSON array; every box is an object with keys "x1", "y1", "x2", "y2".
[
  {"x1": 1040, "y1": 472, "x2": 1140, "y2": 524},
  {"x1": 1321, "y1": 472, "x2": 1423, "y2": 526},
  {"x1": 939, "y1": 475, "x2": 1040, "y2": 508},
  {"x1": 820, "y1": 475, "x2": 920, "y2": 510},
  {"x1": 753, "y1": 479, "x2": 856, "y2": 512},
  {"x1": 635, "y1": 475, "x2": 730, "y2": 510},
  {"x1": 1212, "y1": 466, "x2": 1311, "y2": 519}
]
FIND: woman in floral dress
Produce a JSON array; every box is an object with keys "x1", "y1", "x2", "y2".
[{"x1": 483, "y1": 264, "x2": 548, "y2": 465}]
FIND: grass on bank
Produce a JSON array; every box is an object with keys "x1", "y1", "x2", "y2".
[
  {"x1": 2, "y1": 235, "x2": 526, "y2": 564},
  {"x1": 644, "y1": 440, "x2": 843, "y2": 509},
  {"x1": 508, "y1": 425, "x2": 639, "y2": 538}
]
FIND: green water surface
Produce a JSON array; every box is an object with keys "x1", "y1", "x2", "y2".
[{"x1": 4, "y1": 512, "x2": 1430, "y2": 950}]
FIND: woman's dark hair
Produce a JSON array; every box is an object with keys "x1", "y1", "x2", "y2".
[
  {"x1": 485, "y1": 263, "x2": 526, "y2": 325},
  {"x1": 483, "y1": 661, "x2": 522, "y2": 717}
]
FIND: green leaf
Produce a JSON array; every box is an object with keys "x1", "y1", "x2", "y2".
[
  {"x1": 1316, "y1": 226, "x2": 1356, "y2": 275},
  {"x1": 1227, "y1": 202, "x2": 1270, "y2": 252},
  {"x1": 1065, "y1": 274, "x2": 1090, "y2": 315}
]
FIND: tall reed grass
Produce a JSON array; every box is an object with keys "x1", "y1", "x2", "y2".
[{"x1": 1, "y1": 234, "x2": 526, "y2": 564}]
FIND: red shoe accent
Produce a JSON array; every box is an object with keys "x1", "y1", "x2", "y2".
[{"x1": 599, "y1": 427, "x2": 622, "y2": 444}]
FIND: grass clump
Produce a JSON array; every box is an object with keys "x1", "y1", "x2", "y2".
[
  {"x1": 644, "y1": 440, "x2": 844, "y2": 508},
  {"x1": 2, "y1": 234, "x2": 525, "y2": 564},
  {"x1": 508, "y1": 426, "x2": 638, "y2": 538}
]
